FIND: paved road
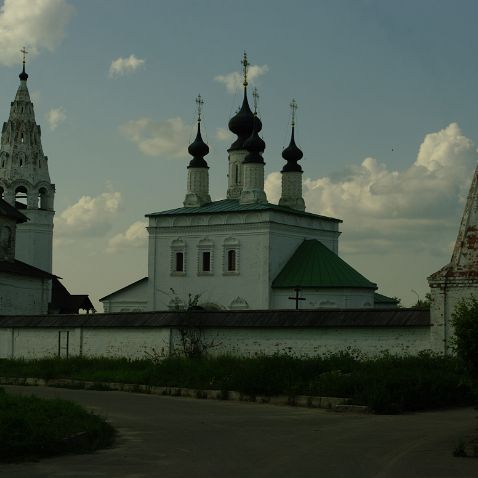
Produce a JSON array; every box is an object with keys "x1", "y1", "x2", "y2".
[{"x1": 1, "y1": 385, "x2": 477, "y2": 478}]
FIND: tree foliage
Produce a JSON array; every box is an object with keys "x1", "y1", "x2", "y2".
[{"x1": 452, "y1": 296, "x2": 478, "y2": 379}]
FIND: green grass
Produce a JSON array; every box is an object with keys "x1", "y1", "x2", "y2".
[
  {"x1": 0, "y1": 352, "x2": 474, "y2": 414},
  {"x1": 0, "y1": 387, "x2": 115, "y2": 462}
]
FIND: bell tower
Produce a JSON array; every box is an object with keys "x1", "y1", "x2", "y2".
[{"x1": 0, "y1": 49, "x2": 55, "y2": 273}]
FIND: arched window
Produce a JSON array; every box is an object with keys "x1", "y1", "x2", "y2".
[
  {"x1": 223, "y1": 237, "x2": 240, "y2": 275},
  {"x1": 15, "y1": 185, "x2": 28, "y2": 209},
  {"x1": 197, "y1": 237, "x2": 213, "y2": 275},
  {"x1": 175, "y1": 252, "x2": 184, "y2": 272},
  {"x1": 38, "y1": 187, "x2": 48, "y2": 209},
  {"x1": 227, "y1": 249, "x2": 236, "y2": 271},
  {"x1": 171, "y1": 238, "x2": 186, "y2": 275}
]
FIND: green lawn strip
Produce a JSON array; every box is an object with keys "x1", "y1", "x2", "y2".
[
  {"x1": 0, "y1": 387, "x2": 115, "y2": 462},
  {"x1": 0, "y1": 353, "x2": 474, "y2": 414}
]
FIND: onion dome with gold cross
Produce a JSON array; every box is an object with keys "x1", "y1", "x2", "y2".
[
  {"x1": 281, "y1": 99, "x2": 303, "y2": 172},
  {"x1": 228, "y1": 52, "x2": 262, "y2": 151},
  {"x1": 188, "y1": 95, "x2": 209, "y2": 168}
]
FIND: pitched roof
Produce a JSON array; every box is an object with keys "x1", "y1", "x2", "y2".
[
  {"x1": 99, "y1": 277, "x2": 148, "y2": 301},
  {"x1": 0, "y1": 308, "x2": 430, "y2": 328},
  {"x1": 272, "y1": 239, "x2": 377, "y2": 289},
  {"x1": 0, "y1": 259, "x2": 55, "y2": 279},
  {"x1": 0, "y1": 198, "x2": 27, "y2": 223},
  {"x1": 374, "y1": 292, "x2": 400, "y2": 305},
  {"x1": 146, "y1": 199, "x2": 341, "y2": 223}
]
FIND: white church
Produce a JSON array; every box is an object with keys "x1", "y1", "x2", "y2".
[{"x1": 101, "y1": 54, "x2": 393, "y2": 313}]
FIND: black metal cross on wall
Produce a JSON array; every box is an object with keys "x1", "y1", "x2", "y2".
[{"x1": 288, "y1": 287, "x2": 306, "y2": 310}]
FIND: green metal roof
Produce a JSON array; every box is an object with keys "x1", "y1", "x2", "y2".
[
  {"x1": 272, "y1": 239, "x2": 377, "y2": 289},
  {"x1": 374, "y1": 292, "x2": 399, "y2": 304},
  {"x1": 146, "y1": 199, "x2": 341, "y2": 223}
]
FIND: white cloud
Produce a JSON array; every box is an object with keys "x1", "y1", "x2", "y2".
[
  {"x1": 107, "y1": 221, "x2": 148, "y2": 253},
  {"x1": 0, "y1": 0, "x2": 74, "y2": 66},
  {"x1": 55, "y1": 190, "x2": 122, "y2": 238},
  {"x1": 46, "y1": 107, "x2": 66, "y2": 130},
  {"x1": 120, "y1": 116, "x2": 191, "y2": 158},
  {"x1": 215, "y1": 64, "x2": 269, "y2": 93},
  {"x1": 265, "y1": 123, "x2": 478, "y2": 255},
  {"x1": 109, "y1": 54, "x2": 145, "y2": 78},
  {"x1": 216, "y1": 127, "x2": 233, "y2": 142}
]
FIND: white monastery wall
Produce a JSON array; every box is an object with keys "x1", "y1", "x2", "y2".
[
  {"x1": 186, "y1": 327, "x2": 434, "y2": 357},
  {"x1": 0, "y1": 323, "x2": 435, "y2": 360}
]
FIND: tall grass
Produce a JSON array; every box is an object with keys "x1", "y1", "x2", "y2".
[{"x1": 0, "y1": 352, "x2": 474, "y2": 413}]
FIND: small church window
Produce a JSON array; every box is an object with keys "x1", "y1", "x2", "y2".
[
  {"x1": 202, "y1": 251, "x2": 211, "y2": 272},
  {"x1": 227, "y1": 249, "x2": 236, "y2": 272},
  {"x1": 175, "y1": 252, "x2": 184, "y2": 272},
  {"x1": 21, "y1": 132, "x2": 24, "y2": 143}
]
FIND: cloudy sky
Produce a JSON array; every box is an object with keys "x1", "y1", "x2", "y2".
[{"x1": 0, "y1": 0, "x2": 477, "y2": 309}]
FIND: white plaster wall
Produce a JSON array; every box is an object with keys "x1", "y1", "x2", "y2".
[
  {"x1": 272, "y1": 288, "x2": 375, "y2": 309},
  {"x1": 1, "y1": 325, "x2": 433, "y2": 360},
  {"x1": 15, "y1": 209, "x2": 54, "y2": 274},
  {"x1": 2, "y1": 328, "x2": 81, "y2": 359},
  {"x1": 102, "y1": 279, "x2": 148, "y2": 313},
  {"x1": 172, "y1": 326, "x2": 433, "y2": 357},
  {"x1": 81, "y1": 328, "x2": 170, "y2": 359},
  {"x1": 0, "y1": 273, "x2": 49, "y2": 314},
  {"x1": 149, "y1": 222, "x2": 271, "y2": 310}
]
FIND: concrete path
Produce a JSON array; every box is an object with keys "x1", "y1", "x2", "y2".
[{"x1": 1, "y1": 385, "x2": 477, "y2": 478}]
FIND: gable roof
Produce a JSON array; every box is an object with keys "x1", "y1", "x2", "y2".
[
  {"x1": 146, "y1": 199, "x2": 341, "y2": 223},
  {"x1": 99, "y1": 277, "x2": 148, "y2": 301},
  {"x1": 0, "y1": 198, "x2": 27, "y2": 223},
  {"x1": 0, "y1": 259, "x2": 55, "y2": 279},
  {"x1": 272, "y1": 239, "x2": 377, "y2": 289}
]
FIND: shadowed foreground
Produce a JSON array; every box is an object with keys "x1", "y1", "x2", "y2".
[{"x1": 1, "y1": 385, "x2": 477, "y2": 478}]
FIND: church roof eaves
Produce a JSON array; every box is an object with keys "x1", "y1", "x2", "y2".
[
  {"x1": 272, "y1": 239, "x2": 377, "y2": 289},
  {"x1": 0, "y1": 260, "x2": 56, "y2": 279},
  {"x1": 146, "y1": 199, "x2": 341, "y2": 223}
]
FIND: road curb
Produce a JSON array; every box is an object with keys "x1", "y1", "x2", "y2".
[{"x1": 0, "y1": 376, "x2": 370, "y2": 413}]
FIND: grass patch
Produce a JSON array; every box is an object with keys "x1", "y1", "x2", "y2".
[
  {"x1": 0, "y1": 352, "x2": 474, "y2": 414},
  {"x1": 0, "y1": 387, "x2": 115, "y2": 462}
]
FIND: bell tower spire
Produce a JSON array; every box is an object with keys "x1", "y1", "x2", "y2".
[{"x1": 0, "y1": 52, "x2": 55, "y2": 273}]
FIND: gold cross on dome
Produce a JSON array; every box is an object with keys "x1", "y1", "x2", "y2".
[
  {"x1": 241, "y1": 51, "x2": 249, "y2": 87},
  {"x1": 20, "y1": 46, "x2": 28, "y2": 66},
  {"x1": 196, "y1": 94, "x2": 204, "y2": 122},
  {"x1": 252, "y1": 87, "x2": 259, "y2": 114},
  {"x1": 290, "y1": 98, "x2": 298, "y2": 127}
]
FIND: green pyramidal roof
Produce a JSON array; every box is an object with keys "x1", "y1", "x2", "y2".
[{"x1": 272, "y1": 239, "x2": 377, "y2": 289}]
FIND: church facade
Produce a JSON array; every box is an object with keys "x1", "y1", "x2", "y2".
[{"x1": 102, "y1": 54, "x2": 383, "y2": 312}]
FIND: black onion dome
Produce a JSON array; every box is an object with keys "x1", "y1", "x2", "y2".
[
  {"x1": 281, "y1": 127, "x2": 303, "y2": 172},
  {"x1": 19, "y1": 65, "x2": 28, "y2": 81},
  {"x1": 244, "y1": 116, "x2": 265, "y2": 164},
  {"x1": 188, "y1": 123, "x2": 209, "y2": 168},
  {"x1": 228, "y1": 89, "x2": 262, "y2": 150}
]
